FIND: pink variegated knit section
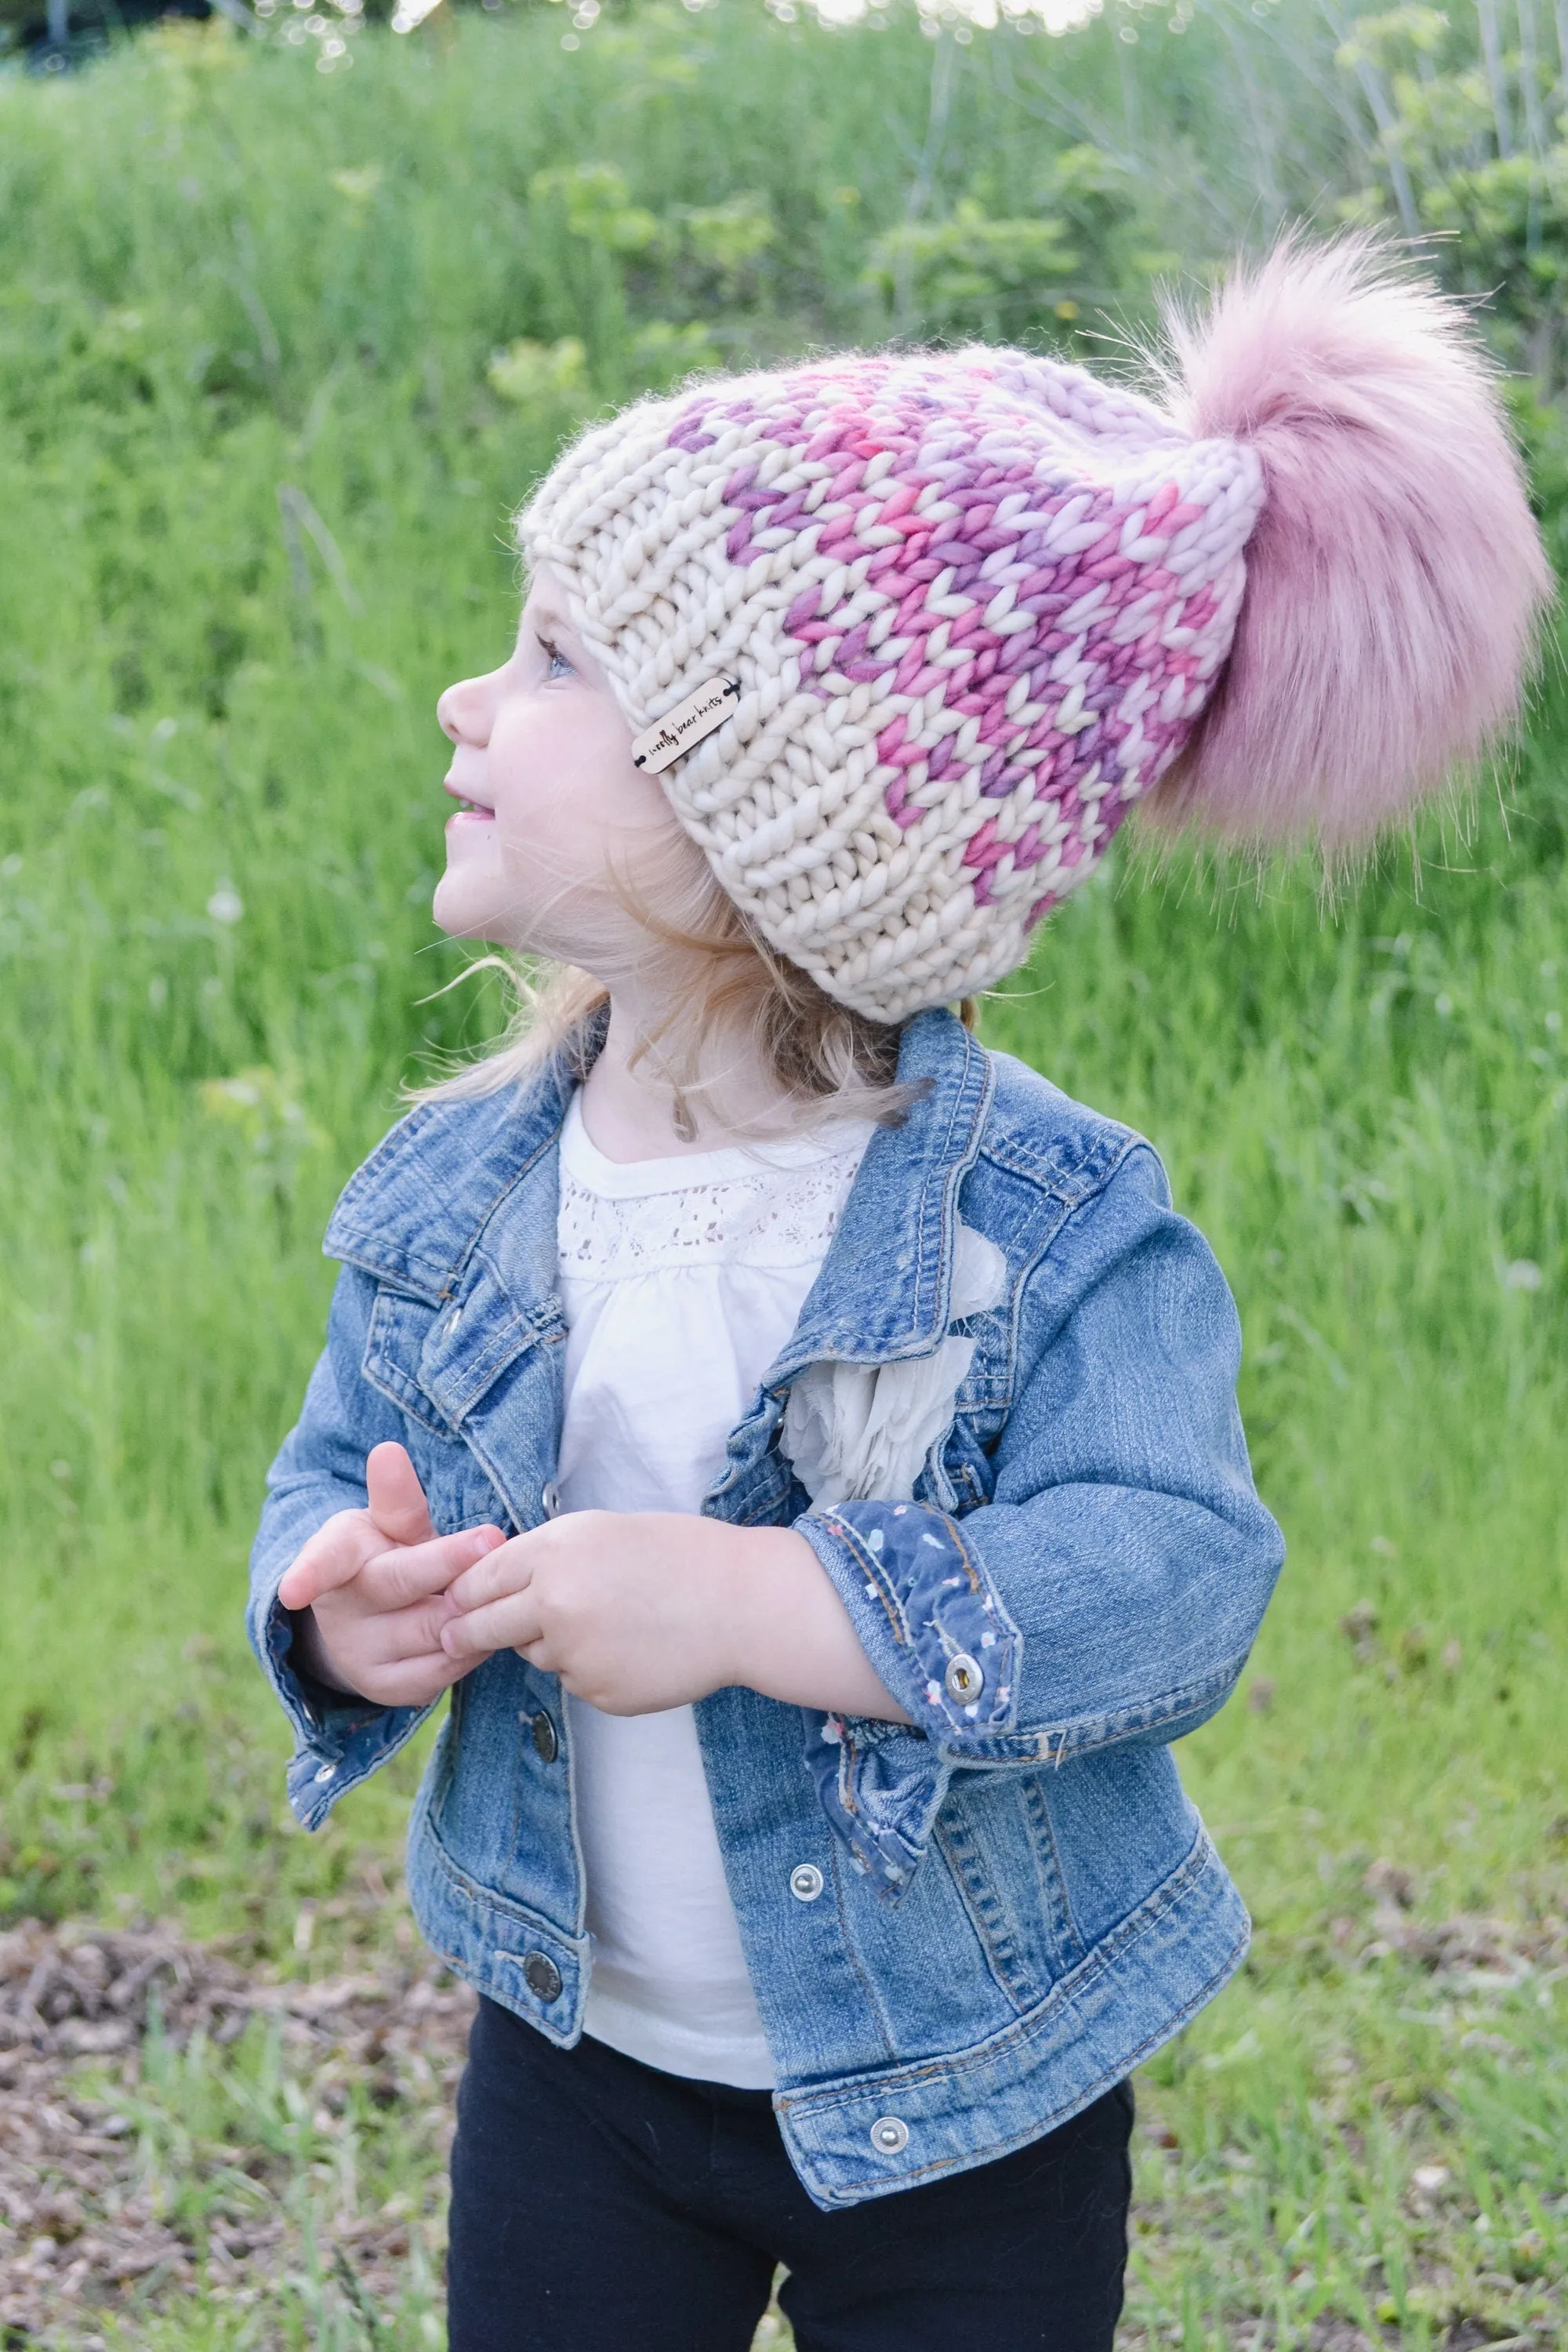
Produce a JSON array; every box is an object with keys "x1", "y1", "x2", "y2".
[{"x1": 524, "y1": 346, "x2": 1264, "y2": 1022}]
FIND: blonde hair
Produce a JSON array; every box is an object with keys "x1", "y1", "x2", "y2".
[{"x1": 412, "y1": 850, "x2": 970, "y2": 1138}]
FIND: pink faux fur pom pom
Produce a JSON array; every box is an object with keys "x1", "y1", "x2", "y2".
[{"x1": 1151, "y1": 235, "x2": 1554, "y2": 847}]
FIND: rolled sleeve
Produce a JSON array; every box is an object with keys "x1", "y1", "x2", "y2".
[
  {"x1": 791, "y1": 1143, "x2": 1285, "y2": 1897},
  {"x1": 246, "y1": 1265, "x2": 440, "y2": 1831},
  {"x1": 798, "y1": 1502, "x2": 1022, "y2": 1744}
]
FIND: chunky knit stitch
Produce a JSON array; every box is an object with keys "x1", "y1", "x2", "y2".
[{"x1": 521, "y1": 240, "x2": 1547, "y2": 1024}]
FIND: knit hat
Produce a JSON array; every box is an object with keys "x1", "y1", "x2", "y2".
[{"x1": 521, "y1": 238, "x2": 1548, "y2": 1025}]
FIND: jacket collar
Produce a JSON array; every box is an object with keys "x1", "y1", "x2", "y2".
[
  {"x1": 768, "y1": 1007, "x2": 993, "y2": 1374},
  {"x1": 323, "y1": 1005, "x2": 993, "y2": 1366},
  {"x1": 322, "y1": 1025, "x2": 593, "y2": 1307}
]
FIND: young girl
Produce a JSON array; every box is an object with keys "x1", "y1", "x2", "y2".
[{"x1": 250, "y1": 239, "x2": 1546, "y2": 2351}]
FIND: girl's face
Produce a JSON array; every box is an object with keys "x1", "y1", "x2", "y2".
[{"x1": 434, "y1": 565, "x2": 689, "y2": 966}]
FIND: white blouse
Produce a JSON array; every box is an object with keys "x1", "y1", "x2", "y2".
[{"x1": 554, "y1": 1091, "x2": 873, "y2": 2088}]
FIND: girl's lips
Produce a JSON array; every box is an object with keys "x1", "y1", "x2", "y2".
[
  {"x1": 444, "y1": 773, "x2": 495, "y2": 816},
  {"x1": 445, "y1": 806, "x2": 497, "y2": 829}
]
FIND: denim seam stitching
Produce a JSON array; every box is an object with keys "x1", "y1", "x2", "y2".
[
  {"x1": 327, "y1": 1119, "x2": 565, "y2": 1301},
  {"x1": 931, "y1": 1811, "x2": 1041, "y2": 2013},
  {"x1": 422, "y1": 1306, "x2": 564, "y2": 1424},
  {"x1": 975, "y1": 1119, "x2": 1143, "y2": 1203},
  {"x1": 1020, "y1": 1769, "x2": 1086, "y2": 1965},
  {"x1": 417, "y1": 1806, "x2": 591, "y2": 1956},
  {"x1": 360, "y1": 1339, "x2": 455, "y2": 1438},
  {"x1": 824, "y1": 1838, "x2": 902, "y2": 2063},
  {"x1": 808, "y1": 1917, "x2": 1249, "y2": 2201},
  {"x1": 1044, "y1": 1652, "x2": 1251, "y2": 1759},
  {"x1": 818, "y1": 1516, "x2": 916, "y2": 1652},
  {"x1": 775, "y1": 1823, "x2": 1220, "y2": 2119}
]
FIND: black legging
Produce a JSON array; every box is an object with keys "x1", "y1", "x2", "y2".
[{"x1": 448, "y1": 1995, "x2": 1133, "y2": 2352}]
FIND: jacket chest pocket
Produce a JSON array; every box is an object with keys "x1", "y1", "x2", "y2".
[
  {"x1": 361, "y1": 1285, "x2": 516, "y2": 1534},
  {"x1": 364, "y1": 1286, "x2": 447, "y2": 1430},
  {"x1": 412, "y1": 1439, "x2": 516, "y2": 1537}
]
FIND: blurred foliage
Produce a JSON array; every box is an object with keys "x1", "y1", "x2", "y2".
[
  {"x1": 1338, "y1": 0, "x2": 1568, "y2": 387},
  {"x1": 865, "y1": 194, "x2": 1084, "y2": 339},
  {"x1": 20, "y1": 0, "x2": 1568, "y2": 401},
  {"x1": 487, "y1": 331, "x2": 591, "y2": 410},
  {"x1": 530, "y1": 157, "x2": 661, "y2": 253},
  {"x1": 1512, "y1": 376, "x2": 1568, "y2": 575},
  {"x1": 862, "y1": 143, "x2": 1178, "y2": 344}
]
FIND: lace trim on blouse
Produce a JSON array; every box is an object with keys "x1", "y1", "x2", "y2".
[{"x1": 557, "y1": 1098, "x2": 871, "y2": 1281}]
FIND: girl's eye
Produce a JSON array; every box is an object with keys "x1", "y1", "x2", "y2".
[{"x1": 538, "y1": 635, "x2": 574, "y2": 681}]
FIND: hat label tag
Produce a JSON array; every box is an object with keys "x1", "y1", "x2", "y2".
[{"x1": 632, "y1": 677, "x2": 740, "y2": 774}]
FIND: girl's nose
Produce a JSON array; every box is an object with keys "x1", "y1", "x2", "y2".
[{"x1": 437, "y1": 673, "x2": 493, "y2": 746}]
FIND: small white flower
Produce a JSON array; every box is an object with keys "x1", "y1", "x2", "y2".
[
  {"x1": 1504, "y1": 1259, "x2": 1542, "y2": 1291},
  {"x1": 207, "y1": 887, "x2": 244, "y2": 926}
]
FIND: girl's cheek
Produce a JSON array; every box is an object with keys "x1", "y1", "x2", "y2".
[{"x1": 503, "y1": 771, "x2": 588, "y2": 858}]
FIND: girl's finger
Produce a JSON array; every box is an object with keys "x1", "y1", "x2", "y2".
[
  {"x1": 360, "y1": 1524, "x2": 506, "y2": 1612},
  {"x1": 278, "y1": 1516, "x2": 375, "y2": 1612},
  {"x1": 363, "y1": 1653, "x2": 470, "y2": 1708},
  {"x1": 441, "y1": 1591, "x2": 543, "y2": 1661},
  {"x1": 365, "y1": 1442, "x2": 438, "y2": 1548},
  {"x1": 371, "y1": 1592, "x2": 465, "y2": 1664},
  {"x1": 446, "y1": 1533, "x2": 535, "y2": 1613}
]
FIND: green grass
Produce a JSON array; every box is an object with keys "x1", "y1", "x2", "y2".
[{"x1": 1, "y1": 8, "x2": 1564, "y2": 2346}]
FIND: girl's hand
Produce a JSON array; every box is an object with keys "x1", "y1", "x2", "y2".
[
  {"x1": 277, "y1": 1443, "x2": 506, "y2": 1709},
  {"x1": 440, "y1": 1511, "x2": 912, "y2": 1724}
]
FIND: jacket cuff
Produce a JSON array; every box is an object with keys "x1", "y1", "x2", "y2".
[
  {"x1": 247, "y1": 1567, "x2": 434, "y2": 1832},
  {"x1": 802, "y1": 1710, "x2": 954, "y2": 1902},
  {"x1": 793, "y1": 1501, "x2": 1023, "y2": 1902},
  {"x1": 795, "y1": 1499, "x2": 1022, "y2": 1743}
]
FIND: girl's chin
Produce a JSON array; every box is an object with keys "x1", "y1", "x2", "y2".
[
  {"x1": 430, "y1": 880, "x2": 554, "y2": 956},
  {"x1": 431, "y1": 862, "x2": 612, "y2": 961},
  {"x1": 431, "y1": 877, "x2": 506, "y2": 939}
]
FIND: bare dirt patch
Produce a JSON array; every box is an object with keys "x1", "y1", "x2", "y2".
[{"x1": 0, "y1": 1917, "x2": 474, "y2": 2344}]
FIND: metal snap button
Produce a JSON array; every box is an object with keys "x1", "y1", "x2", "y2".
[
  {"x1": 522, "y1": 1951, "x2": 563, "y2": 2003},
  {"x1": 540, "y1": 1481, "x2": 561, "y2": 1519},
  {"x1": 944, "y1": 1653, "x2": 983, "y2": 1702},
  {"x1": 869, "y1": 2115, "x2": 909, "y2": 2155},
  {"x1": 313, "y1": 1762, "x2": 336, "y2": 1784},
  {"x1": 789, "y1": 1863, "x2": 824, "y2": 1903},
  {"x1": 529, "y1": 1710, "x2": 558, "y2": 1764}
]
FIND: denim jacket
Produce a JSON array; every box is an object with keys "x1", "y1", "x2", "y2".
[{"x1": 249, "y1": 1007, "x2": 1284, "y2": 2211}]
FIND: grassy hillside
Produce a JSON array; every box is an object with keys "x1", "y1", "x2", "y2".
[{"x1": 0, "y1": 10, "x2": 1563, "y2": 2346}]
